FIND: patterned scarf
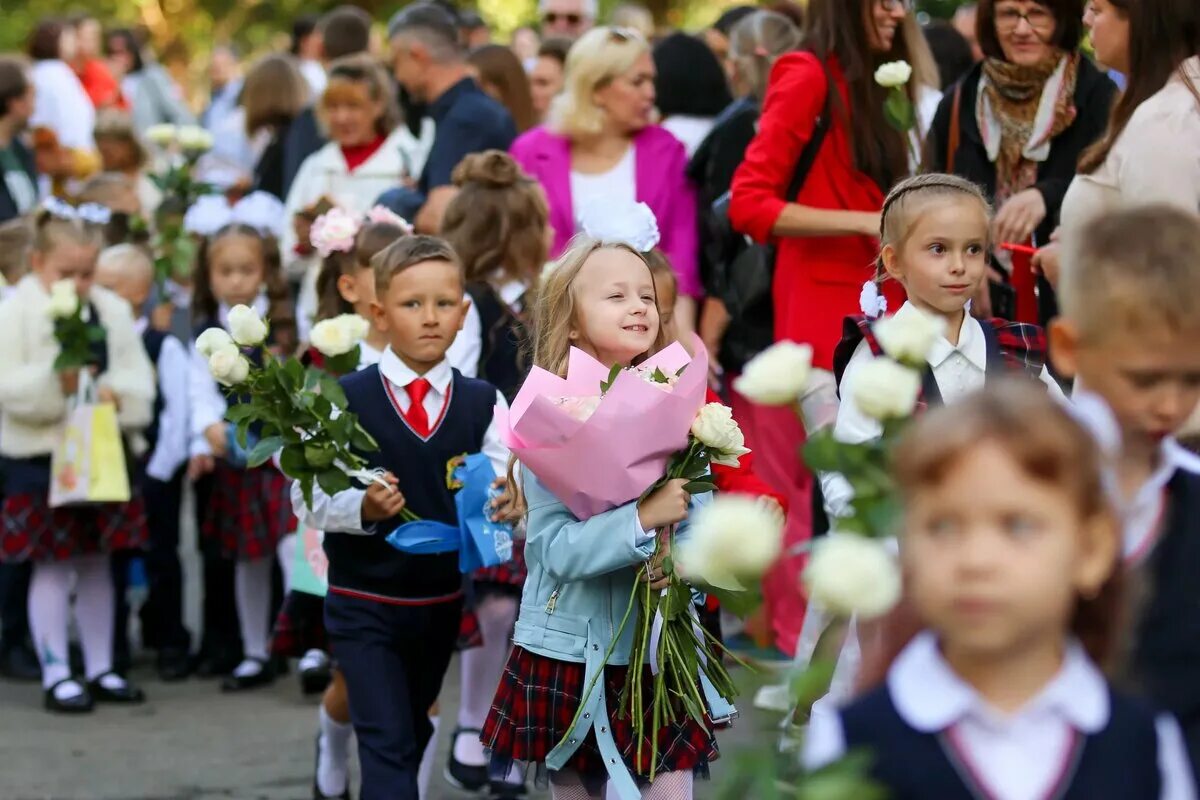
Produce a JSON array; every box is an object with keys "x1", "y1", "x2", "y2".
[{"x1": 981, "y1": 52, "x2": 1079, "y2": 204}]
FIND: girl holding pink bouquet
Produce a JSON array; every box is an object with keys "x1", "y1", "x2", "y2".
[{"x1": 482, "y1": 224, "x2": 718, "y2": 800}]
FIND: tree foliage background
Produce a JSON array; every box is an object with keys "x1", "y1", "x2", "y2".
[{"x1": 0, "y1": 0, "x2": 973, "y2": 91}]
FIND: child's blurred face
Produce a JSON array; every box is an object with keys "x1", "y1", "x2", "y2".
[
  {"x1": 338, "y1": 264, "x2": 378, "y2": 318},
  {"x1": 209, "y1": 234, "x2": 265, "y2": 307},
  {"x1": 96, "y1": 136, "x2": 141, "y2": 174},
  {"x1": 372, "y1": 259, "x2": 469, "y2": 372},
  {"x1": 884, "y1": 198, "x2": 988, "y2": 325},
  {"x1": 903, "y1": 442, "x2": 1115, "y2": 663},
  {"x1": 1052, "y1": 320, "x2": 1200, "y2": 451},
  {"x1": 569, "y1": 247, "x2": 659, "y2": 367},
  {"x1": 32, "y1": 241, "x2": 99, "y2": 299},
  {"x1": 95, "y1": 258, "x2": 151, "y2": 311}
]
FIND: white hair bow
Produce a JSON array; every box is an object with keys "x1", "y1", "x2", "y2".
[
  {"x1": 42, "y1": 197, "x2": 112, "y2": 226},
  {"x1": 183, "y1": 191, "x2": 286, "y2": 239},
  {"x1": 859, "y1": 280, "x2": 888, "y2": 319},
  {"x1": 578, "y1": 201, "x2": 661, "y2": 253}
]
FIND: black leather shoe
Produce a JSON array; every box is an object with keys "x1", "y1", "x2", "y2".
[
  {"x1": 489, "y1": 780, "x2": 528, "y2": 800},
  {"x1": 300, "y1": 663, "x2": 333, "y2": 695},
  {"x1": 0, "y1": 643, "x2": 42, "y2": 682},
  {"x1": 193, "y1": 649, "x2": 240, "y2": 679},
  {"x1": 312, "y1": 734, "x2": 352, "y2": 800},
  {"x1": 157, "y1": 648, "x2": 193, "y2": 682},
  {"x1": 221, "y1": 658, "x2": 275, "y2": 692},
  {"x1": 89, "y1": 672, "x2": 147, "y2": 704},
  {"x1": 44, "y1": 679, "x2": 94, "y2": 714},
  {"x1": 444, "y1": 727, "x2": 489, "y2": 793}
]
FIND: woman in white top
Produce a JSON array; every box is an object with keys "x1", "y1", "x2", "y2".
[
  {"x1": 1037, "y1": 0, "x2": 1200, "y2": 277},
  {"x1": 27, "y1": 20, "x2": 95, "y2": 153},
  {"x1": 283, "y1": 54, "x2": 433, "y2": 340}
]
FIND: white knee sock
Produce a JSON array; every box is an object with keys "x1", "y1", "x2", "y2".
[
  {"x1": 317, "y1": 705, "x2": 352, "y2": 797},
  {"x1": 418, "y1": 713, "x2": 439, "y2": 799},
  {"x1": 28, "y1": 560, "x2": 73, "y2": 690},
  {"x1": 235, "y1": 558, "x2": 272, "y2": 663},
  {"x1": 456, "y1": 595, "x2": 518, "y2": 768},
  {"x1": 72, "y1": 554, "x2": 116, "y2": 682},
  {"x1": 277, "y1": 533, "x2": 297, "y2": 592}
]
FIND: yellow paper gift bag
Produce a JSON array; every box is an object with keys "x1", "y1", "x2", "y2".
[{"x1": 49, "y1": 401, "x2": 131, "y2": 507}]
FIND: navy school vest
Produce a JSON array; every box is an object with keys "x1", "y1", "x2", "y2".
[
  {"x1": 465, "y1": 282, "x2": 530, "y2": 403},
  {"x1": 322, "y1": 365, "x2": 497, "y2": 601},
  {"x1": 840, "y1": 683, "x2": 1161, "y2": 799}
]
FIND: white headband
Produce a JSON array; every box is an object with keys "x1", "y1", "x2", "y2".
[
  {"x1": 42, "y1": 197, "x2": 112, "y2": 226},
  {"x1": 183, "y1": 191, "x2": 286, "y2": 239}
]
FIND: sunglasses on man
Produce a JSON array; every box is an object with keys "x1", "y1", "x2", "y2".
[{"x1": 544, "y1": 11, "x2": 583, "y2": 25}]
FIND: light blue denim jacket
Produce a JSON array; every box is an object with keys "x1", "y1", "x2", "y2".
[{"x1": 513, "y1": 468, "x2": 732, "y2": 799}]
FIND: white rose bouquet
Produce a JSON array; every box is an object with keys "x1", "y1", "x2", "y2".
[
  {"x1": 46, "y1": 280, "x2": 103, "y2": 372},
  {"x1": 874, "y1": 59, "x2": 920, "y2": 166},
  {"x1": 196, "y1": 305, "x2": 395, "y2": 510},
  {"x1": 146, "y1": 124, "x2": 217, "y2": 292}
]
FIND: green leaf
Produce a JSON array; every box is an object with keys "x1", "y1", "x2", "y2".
[
  {"x1": 789, "y1": 660, "x2": 836, "y2": 713},
  {"x1": 351, "y1": 424, "x2": 378, "y2": 453},
  {"x1": 661, "y1": 555, "x2": 674, "y2": 576},
  {"x1": 803, "y1": 432, "x2": 843, "y2": 473},
  {"x1": 705, "y1": 585, "x2": 762, "y2": 617},
  {"x1": 279, "y1": 445, "x2": 309, "y2": 478},
  {"x1": 684, "y1": 479, "x2": 716, "y2": 495},
  {"x1": 883, "y1": 87, "x2": 916, "y2": 132},
  {"x1": 245, "y1": 435, "x2": 283, "y2": 468},
  {"x1": 224, "y1": 404, "x2": 258, "y2": 423},
  {"x1": 318, "y1": 374, "x2": 348, "y2": 409},
  {"x1": 600, "y1": 362, "x2": 622, "y2": 394},
  {"x1": 317, "y1": 468, "x2": 353, "y2": 496},
  {"x1": 304, "y1": 443, "x2": 336, "y2": 469},
  {"x1": 651, "y1": 367, "x2": 668, "y2": 383},
  {"x1": 300, "y1": 476, "x2": 315, "y2": 511}
]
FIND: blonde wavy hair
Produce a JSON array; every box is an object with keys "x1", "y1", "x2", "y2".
[{"x1": 548, "y1": 26, "x2": 650, "y2": 140}]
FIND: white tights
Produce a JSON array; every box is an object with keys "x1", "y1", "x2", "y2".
[
  {"x1": 455, "y1": 594, "x2": 519, "y2": 764},
  {"x1": 234, "y1": 558, "x2": 272, "y2": 662},
  {"x1": 29, "y1": 555, "x2": 114, "y2": 688},
  {"x1": 549, "y1": 770, "x2": 694, "y2": 800}
]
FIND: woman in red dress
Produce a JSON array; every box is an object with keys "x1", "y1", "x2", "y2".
[{"x1": 728, "y1": 0, "x2": 936, "y2": 656}]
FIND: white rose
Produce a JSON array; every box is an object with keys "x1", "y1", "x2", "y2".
[
  {"x1": 145, "y1": 124, "x2": 177, "y2": 146},
  {"x1": 310, "y1": 317, "x2": 356, "y2": 357},
  {"x1": 851, "y1": 357, "x2": 921, "y2": 420},
  {"x1": 177, "y1": 125, "x2": 214, "y2": 153},
  {"x1": 873, "y1": 307, "x2": 945, "y2": 365},
  {"x1": 46, "y1": 279, "x2": 79, "y2": 318},
  {"x1": 677, "y1": 495, "x2": 784, "y2": 591},
  {"x1": 336, "y1": 313, "x2": 371, "y2": 344},
  {"x1": 227, "y1": 304, "x2": 269, "y2": 346},
  {"x1": 732, "y1": 341, "x2": 813, "y2": 406},
  {"x1": 196, "y1": 327, "x2": 235, "y2": 359},
  {"x1": 208, "y1": 346, "x2": 251, "y2": 386},
  {"x1": 874, "y1": 60, "x2": 913, "y2": 88},
  {"x1": 802, "y1": 533, "x2": 901, "y2": 619},
  {"x1": 691, "y1": 403, "x2": 751, "y2": 468}
]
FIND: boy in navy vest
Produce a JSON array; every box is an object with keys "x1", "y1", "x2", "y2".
[
  {"x1": 291, "y1": 235, "x2": 511, "y2": 800},
  {"x1": 95, "y1": 245, "x2": 193, "y2": 680},
  {"x1": 1051, "y1": 206, "x2": 1200, "y2": 779}
]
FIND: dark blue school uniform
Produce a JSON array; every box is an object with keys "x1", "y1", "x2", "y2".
[{"x1": 323, "y1": 363, "x2": 497, "y2": 800}]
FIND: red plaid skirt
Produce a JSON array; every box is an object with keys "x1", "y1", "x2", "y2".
[
  {"x1": 201, "y1": 461, "x2": 295, "y2": 560},
  {"x1": 482, "y1": 646, "x2": 718, "y2": 780},
  {"x1": 271, "y1": 589, "x2": 327, "y2": 657},
  {"x1": 459, "y1": 545, "x2": 527, "y2": 649},
  {"x1": 0, "y1": 492, "x2": 148, "y2": 564}
]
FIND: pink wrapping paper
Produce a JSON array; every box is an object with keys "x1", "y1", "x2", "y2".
[{"x1": 496, "y1": 338, "x2": 708, "y2": 520}]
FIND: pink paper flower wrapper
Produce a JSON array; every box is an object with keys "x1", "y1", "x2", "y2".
[{"x1": 495, "y1": 337, "x2": 708, "y2": 520}]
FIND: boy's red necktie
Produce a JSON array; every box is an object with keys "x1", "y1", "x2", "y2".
[{"x1": 404, "y1": 378, "x2": 432, "y2": 437}]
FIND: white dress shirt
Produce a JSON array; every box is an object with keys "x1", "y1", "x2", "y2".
[
  {"x1": 135, "y1": 318, "x2": 191, "y2": 482},
  {"x1": 447, "y1": 276, "x2": 529, "y2": 379},
  {"x1": 804, "y1": 631, "x2": 1196, "y2": 800},
  {"x1": 822, "y1": 302, "x2": 1064, "y2": 519},
  {"x1": 291, "y1": 348, "x2": 511, "y2": 535}
]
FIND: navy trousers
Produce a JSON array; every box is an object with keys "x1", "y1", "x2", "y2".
[{"x1": 325, "y1": 591, "x2": 461, "y2": 800}]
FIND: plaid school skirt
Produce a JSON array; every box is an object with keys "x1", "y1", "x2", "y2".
[
  {"x1": 483, "y1": 646, "x2": 718, "y2": 782},
  {"x1": 271, "y1": 589, "x2": 327, "y2": 657},
  {"x1": 201, "y1": 461, "x2": 295, "y2": 560},
  {"x1": 458, "y1": 545, "x2": 528, "y2": 650},
  {"x1": 0, "y1": 491, "x2": 148, "y2": 564}
]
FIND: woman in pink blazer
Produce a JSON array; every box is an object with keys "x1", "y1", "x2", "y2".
[{"x1": 509, "y1": 26, "x2": 700, "y2": 333}]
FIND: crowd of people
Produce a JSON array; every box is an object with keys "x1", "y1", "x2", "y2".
[{"x1": 0, "y1": 0, "x2": 1198, "y2": 799}]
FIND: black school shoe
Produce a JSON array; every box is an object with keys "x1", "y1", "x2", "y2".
[
  {"x1": 444, "y1": 727, "x2": 489, "y2": 793},
  {"x1": 489, "y1": 779, "x2": 528, "y2": 800},
  {"x1": 89, "y1": 672, "x2": 147, "y2": 704},
  {"x1": 44, "y1": 678, "x2": 94, "y2": 714},
  {"x1": 312, "y1": 734, "x2": 352, "y2": 800},
  {"x1": 220, "y1": 657, "x2": 276, "y2": 692},
  {"x1": 156, "y1": 647, "x2": 193, "y2": 682}
]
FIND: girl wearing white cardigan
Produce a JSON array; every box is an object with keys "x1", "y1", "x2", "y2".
[{"x1": 0, "y1": 205, "x2": 155, "y2": 713}]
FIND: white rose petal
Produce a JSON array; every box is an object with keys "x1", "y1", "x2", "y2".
[
  {"x1": 196, "y1": 327, "x2": 235, "y2": 359},
  {"x1": 336, "y1": 313, "x2": 371, "y2": 344},
  {"x1": 227, "y1": 304, "x2": 269, "y2": 346},
  {"x1": 177, "y1": 125, "x2": 214, "y2": 153},
  {"x1": 874, "y1": 60, "x2": 913, "y2": 88},
  {"x1": 873, "y1": 307, "x2": 945, "y2": 365},
  {"x1": 310, "y1": 317, "x2": 356, "y2": 357},
  {"x1": 208, "y1": 346, "x2": 250, "y2": 386},
  {"x1": 802, "y1": 533, "x2": 901, "y2": 619},
  {"x1": 851, "y1": 357, "x2": 921, "y2": 421},
  {"x1": 46, "y1": 279, "x2": 79, "y2": 318},
  {"x1": 677, "y1": 495, "x2": 784, "y2": 589},
  {"x1": 691, "y1": 403, "x2": 751, "y2": 467},
  {"x1": 145, "y1": 124, "x2": 178, "y2": 146},
  {"x1": 732, "y1": 341, "x2": 813, "y2": 406}
]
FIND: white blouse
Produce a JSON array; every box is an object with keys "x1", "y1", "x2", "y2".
[
  {"x1": 1060, "y1": 56, "x2": 1200, "y2": 231},
  {"x1": 569, "y1": 145, "x2": 636, "y2": 232},
  {"x1": 804, "y1": 631, "x2": 1197, "y2": 800}
]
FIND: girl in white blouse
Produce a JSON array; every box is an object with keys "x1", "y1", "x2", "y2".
[{"x1": 804, "y1": 384, "x2": 1196, "y2": 800}]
